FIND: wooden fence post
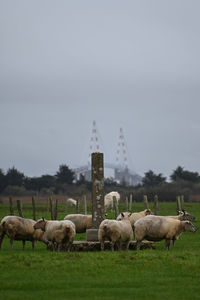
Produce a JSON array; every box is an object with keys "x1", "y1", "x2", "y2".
[
  {"x1": 181, "y1": 195, "x2": 184, "y2": 211},
  {"x1": 144, "y1": 195, "x2": 149, "y2": 209},
  {"x1": 129, "y1": 194, "x2": 133, "y2": 211},
  {"x1": 49, "y1": 197, "x2": 54, "y2": 220},
  {"x1": 83, "y1": 195, "x2": 87, "y2": 215},
  {"x1": 54, "y1": 199, "x2": 58, "y2": 220},
  {"x1": 154, "y1": 195, "x2": 158, "y2": 215},
  {"x1": 32, "y1": 196, "x2": 36, "y2": 220},
  {"x1": 125, "y1": 196, "x2": 128, "y2": 211},
  {"x1": 76, "y1": 200, "x2": 79, "y2": 214},
  {"x1": 17, "y1": 200, "x2": 24, "y2": 218},
  {"x1": 176, "y1": 195, "x2": 181, "y2": 213},
  {"x1": 9, "y1": 196, "x2": 14, "y2": 215},
  {"x1": 113, "y1": 196, "x2": 119, "y2": 219}
]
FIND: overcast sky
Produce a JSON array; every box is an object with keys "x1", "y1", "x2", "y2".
[{"x1": 0, "y1": 0, "x2": 200, "y2": 179}]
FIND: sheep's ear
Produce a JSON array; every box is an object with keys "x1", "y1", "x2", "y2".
[
  {"x1": 121, "y1": 213, "x2": 124, "y2": 217},
  {"x1": 128, "y1": 213, "x2": 132, "y2": 217},
  {"x1": 42, "y1": 217, "x2": 44, "y2": 221}
]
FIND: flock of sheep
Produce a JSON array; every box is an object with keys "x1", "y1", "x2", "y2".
[{"x1": 0, "y1": 191, "x2": 197, "y2": 252}]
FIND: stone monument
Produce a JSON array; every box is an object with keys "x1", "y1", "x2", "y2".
[{"x1": 86, "y1": 152, "x2": 105, "y2": 241}]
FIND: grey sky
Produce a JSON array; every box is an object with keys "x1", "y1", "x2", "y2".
[{"x1": 0, "y1": 0, "x2": 200, "y2": 179}]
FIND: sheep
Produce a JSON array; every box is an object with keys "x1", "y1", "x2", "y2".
[
  {"x1": 104, "y1": 191, "x2": 120, "y2": 211},
  {"x1": 0, "y1": 216, "x2": 45, "y2": 250},
  {"x1": 134, "y1": 215, "x2": 197, "y2": 250},
  {"x1": 34, "y1": 218, "x2": 76, "y2": 251},
  {"x1": 166, "y1": 210, "x2": 195, "y2": 221},
  {"x1": 98, "y1": 213, "x2": 133, "y2": 251},
  {"x1": 117, "y1": 209, "x2": 153, "y2": 226},
  {"x1": 66, "y1": 198, "x2": 77, "y2": 206},
  {"x1": 64, "y1": 214, "x2": 92, "y2": 233}
]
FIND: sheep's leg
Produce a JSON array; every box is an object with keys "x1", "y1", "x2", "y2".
[
  {"x1": 117, "y1": 241, "x2": 122, "y2": 251},
  {"x1": 67, "y1": 242, "x2": 73, "y2": 252},
  {"x1": 125, "y1": 240, "x2": 130, "y2": 250},
  {"x1": 172, "y1": 238, "x2": 176, "y2": 247},
  {"x1": 136, "y1": 240, "x2": 141, "y2": 250},
  {"x1": 53, "y1": 242, "x2": 58, "y2": 252},
  {"x1": 32, "y1": 240, "x2": 35, "y2": 250},
  {"x1": 165, "y1": 239, "x2": 171, "y2": 250},
  {"x1": 100, "y1": 239, "x2": 105, "y2": 251},
  {"x1": 111, "y1": 241, "x2": 115, "y2": 252},
  {"x1": 22, "y1": 240, "x2": 25, "y2": 250},
  {"x1": 10, "y1": 237, "x2": 14, "y2": 250},
  {"x1": 0, "y1": 233, "x2": 5, "y2": 249},
  {"x1": 57, "y1": 244, "x2": 62, "y2": 252}
]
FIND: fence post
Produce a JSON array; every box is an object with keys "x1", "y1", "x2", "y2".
[
  {"x1": 181, "y1": 195, "x2": 184, "y2": 211},
  {"x1": 129, "y1": 194, "x2": 133, "y2": 211},
  {"x1": 176, "y1": 195, "x2": 181, "y2": 213},
  {"x1": 154, "y1": 195, "x2": 158, "y2": 215},
  {"x1": 49, "y1": 197, "x2": 54, "y2": 220},
  {"x1": 54, "y1": 199, "x2": 58, "y2": 220},
  {"x1": 76, "y1": 200, "x2": 79, "y2": 214},
  {"x1": 17, "y1": 200, "x2": 24, "y2": 218},
  {"x1": 144, "y1": 195, "x2": 149, "y2": 209},
  {"x1": 9, "y1": 196, "x2": 14, "y2": 215},
  {"x1": 32, "y1": 196, "x2": 36, "y2": 220},
  {"x1": 125, "y1": 196, "x2": 128, "y2": 211},
  {"x1": 83, "y1": 195, "x2": 87, "y2": 214},
  {"x1": 113, "y1": 196, "x2": 119, "y2": 219},
  {"x1": 65, "y1": 198, "x2": 68, "y2": 213}
]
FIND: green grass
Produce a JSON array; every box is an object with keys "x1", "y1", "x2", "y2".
[{"x1": 0, "y1": 201, "x2": 200, "y2": 299}]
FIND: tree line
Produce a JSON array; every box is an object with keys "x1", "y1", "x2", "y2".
[{"x1": 0, "y1": 164, "x2": 200, "y2": 201}]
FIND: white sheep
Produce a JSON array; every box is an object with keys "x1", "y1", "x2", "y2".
[
  {"x1": 34, "y1": 218, "x2": 76, "y2": 251},
  {"x1": 134, "y1": 215, "x2": 197, "y2": 250},
  {"x1": 0, "y1": 216, "x2": 45, "y2": 250},
  {"x1": 98, "y1": 213, "x2": 133, "y2": 251},
  {"x1": 66, "y1": 198, "x2": 77, "y2": 206},
  {"x1": 117, "y1": 209, "x2": 153, "y2": 226},
  {"x1": 104, "y1": 191, "x2": 120, "y2": 211},
  {"x1": 64, "y1": 214, "x2": 92, "y2": 233}
]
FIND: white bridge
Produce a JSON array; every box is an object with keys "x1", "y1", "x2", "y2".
[{"x1": 73, "y1": 163, "x2": 142, "y2": 186}]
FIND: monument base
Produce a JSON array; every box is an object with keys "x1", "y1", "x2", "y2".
[{"x1": 86, "y1": 229, "x2": 99, "y2": 241}]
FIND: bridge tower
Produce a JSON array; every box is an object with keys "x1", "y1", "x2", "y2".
[
  {"x1": 88, "y1": 120, "x2": 102, "y2": 166},
  {"x1": 116, "y1": 127, "x2": 128, "y2": 169}
]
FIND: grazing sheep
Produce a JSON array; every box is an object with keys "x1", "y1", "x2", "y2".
[
  {"x1": 98, "y1": 213, "x2": 133, "y2": 251},
  {"x1": 104, "y1": 191, "x2": 120, "y2": 211},
  {"x1": 0, "y1": 216, "x2": 45, "y2": 250},
  {"x1": 64, "y1": 214, "x2": 92, "y2": 233},
  {"x1": 66, "y1": 198, "x2": 77, "y2": 206},
  {"x1": 166, "y1": 210, "x2": 195, "y2": 221},
  {"x1": 117, "y1": 209, "x2": 153, "y2": 226},
  {"x1": 134, "y1": 215, "x2": 197, "y2": 250},
  {"x1": 34, "y1": 218, "x2": 76, "y2": 251}
]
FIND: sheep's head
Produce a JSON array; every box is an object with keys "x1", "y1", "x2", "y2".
[
  {"x1": 116, "y1": 212, "x2": 132, "y2": 221},
  {"x1": 144, "y1": 209, "x2": 153, "y2": 216},
  {"x1": 34, "y1": 217, "x2": 46, "y2": 231},
  {"x1": 182, "y1": 210, "x2": 195, "y2": 221},
  {"x1": 184, "y1": 221, "x2": 197, "y2": 232}
]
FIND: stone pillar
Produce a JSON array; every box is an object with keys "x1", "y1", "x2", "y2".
[{"x1": 86, "y1": 152, "x2": 104, "y2": 241}]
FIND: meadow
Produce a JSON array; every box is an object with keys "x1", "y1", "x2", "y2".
[{"x1": 0, "y1": 200, "x2": 200, "y2": 300}]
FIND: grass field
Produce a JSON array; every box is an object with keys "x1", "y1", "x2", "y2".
[{"x1": 0, "y1": 200, "x2": 200, "y2": 299}]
